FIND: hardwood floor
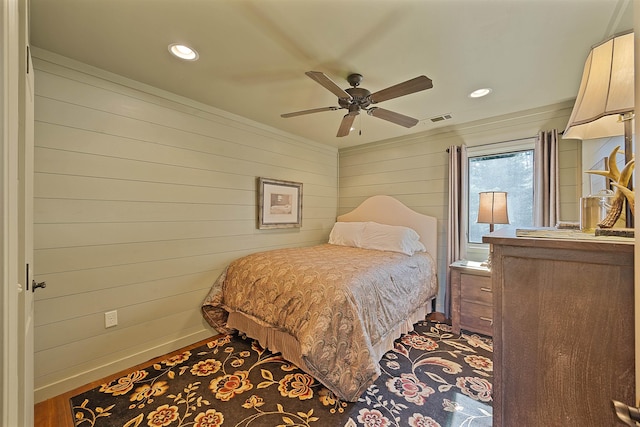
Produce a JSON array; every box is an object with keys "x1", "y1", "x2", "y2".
[
  {"x1": 34, "y1": 335, "x2": 219, "y2": 427},
  {"x1": 35, "y1": 312, "x2": 447, "y2": 426}
]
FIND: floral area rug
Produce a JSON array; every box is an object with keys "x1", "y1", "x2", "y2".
[{"x1": 71, "y1": 321, "x2": 492, "y2": 427}]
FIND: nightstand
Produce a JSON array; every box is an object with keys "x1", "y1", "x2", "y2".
[{"x1": 450, "y1": 260, "x2": 492, "y2": 336}]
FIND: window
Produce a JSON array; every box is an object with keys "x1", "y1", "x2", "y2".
[{"x1": 463, "y1": 140, "x2": 535, "y2": 259}]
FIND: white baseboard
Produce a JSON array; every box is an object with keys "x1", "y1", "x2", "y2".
[{"x1": 34, "y1": 329, "x2": 216, "y2": 403}]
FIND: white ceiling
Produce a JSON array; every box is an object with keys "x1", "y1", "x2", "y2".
[{"x1": 29, "y1": 0, "x2": 633, "y2": 149}]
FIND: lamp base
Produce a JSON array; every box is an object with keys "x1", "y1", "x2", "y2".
[
  {"x1": 595, "y1": 227, "x2": 634, "y2": 238},
  {"x1": 623, "y1": 115, "x2": 634, "y2": 229}
]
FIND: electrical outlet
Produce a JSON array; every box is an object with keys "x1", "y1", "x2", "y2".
[{"x1": 105, "y1": 310, "x2": 118, "y2": 328}]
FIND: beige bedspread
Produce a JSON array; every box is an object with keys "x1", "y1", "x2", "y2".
[{"x1": 201, "y1": 243, "x2": 437, "y2": 401}]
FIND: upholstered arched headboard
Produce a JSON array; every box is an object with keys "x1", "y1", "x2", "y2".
[{"x1": 336, "y1": 195, "x2": 437, "y2": 259}]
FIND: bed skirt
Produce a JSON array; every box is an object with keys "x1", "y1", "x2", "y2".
[{"x1": 225, "y1": 300, "x2": 433, "y2": 397}]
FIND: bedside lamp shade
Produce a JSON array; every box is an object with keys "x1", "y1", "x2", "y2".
[
  {"x1": 477, "y1": 191, "x2": 509, "y2": 232},
  {"x1": 563, "y1": 31, "x2": 634, "y2": 141}
]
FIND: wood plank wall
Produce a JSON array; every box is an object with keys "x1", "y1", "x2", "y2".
[
  {"x1": 31, "y1": 49, "x2": 338, "y2": 401},
  {"x1": 338, "y1": 102, "x2": 581, "y2": 311}
]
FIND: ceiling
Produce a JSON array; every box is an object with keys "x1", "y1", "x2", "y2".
[{"x1": 29, "y1": 0, "x2": 633, "y2": 149}]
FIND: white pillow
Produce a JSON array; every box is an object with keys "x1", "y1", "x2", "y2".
[
  {"x1": 328, "y1": 221, "x2": 366, "y2": 247},
  {"x1": 328, "y1": 221, "x2": 426, "y2": 256},
  {"x1": 361, "y1": 222, "x2": 426, "y2": 256}
]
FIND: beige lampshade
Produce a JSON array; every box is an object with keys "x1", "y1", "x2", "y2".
[
  {"x1": 563, "y1": 31, "x2": 634, "y2": 140},
  {"x1": 477, "y1": 191, "x2": 509, "y2": 225}
]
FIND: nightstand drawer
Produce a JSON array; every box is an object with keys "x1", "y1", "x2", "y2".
[
  {"x1": 449, "y1": 260, "x2": 492, "y2": 336},
  {"x1": 460, "y1": 301, "x2": 493, "y2": 335},
  {"x1": 460, "y1": 274, "x2": 492, "y2": 305}
]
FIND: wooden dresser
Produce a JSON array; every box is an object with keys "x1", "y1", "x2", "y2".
[
  {"x1": 484, "y1": 229, "x2": 634, "y2": 427},
  {"x1": 450, "y1": 260, "x2": 492, "y2": 336}
]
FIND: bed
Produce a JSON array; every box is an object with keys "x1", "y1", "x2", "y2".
[{"x1": 201, "y1": 195, "x2": 438, "y2": 402}]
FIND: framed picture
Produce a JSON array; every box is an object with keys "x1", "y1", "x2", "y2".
[{"x1": 257, "y1": 177, "x2": 303, "y2": 229}]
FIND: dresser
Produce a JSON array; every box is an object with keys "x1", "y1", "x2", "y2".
[
  {"x1": 484, "y1": 229, "x2": 634, "y2": 427},
  {"x1": 450, "y1": 260, "x2": 492, "y2": 336}
]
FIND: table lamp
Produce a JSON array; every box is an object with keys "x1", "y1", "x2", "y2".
[
  {"x1": 477, "y1": 191, "x2": 509, "y2": 232},
  {"x1": 563, "y1": 30, "x2": 634, "y2": 227}
]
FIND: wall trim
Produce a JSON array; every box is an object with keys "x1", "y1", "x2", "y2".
[
  {"x1": 34, "y1": 329, "x2": 214, "y2": 402},
  {"x1": 339, "y1": 100, "x2": 575, "y2": 155},
  {"x1": 30, "y1": 47, "x2": 336, "y2": 156}
]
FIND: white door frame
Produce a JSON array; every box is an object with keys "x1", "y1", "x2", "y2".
[
  {"x1": 18, "y1": 2, "x2": 34, "y2": 425},
  {"x1": 18, "y1": 1, "x2": 34, "y2": 424},
  {"x1": 1, "y1": 0, "x2": 28, "y2": 425}
]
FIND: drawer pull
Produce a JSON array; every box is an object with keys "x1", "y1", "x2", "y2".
[
  {"x1": 480, "y1": 316, "x2": 493, "y2": 325},
  {"x1": 480, "y1": 287, "x2": 492, "y2": 292}
]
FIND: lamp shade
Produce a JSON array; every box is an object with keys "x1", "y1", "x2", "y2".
[
  {"x1": 563, "y1": 31, "x2": 634, "y2": 140},
  {"x1": 477, "y1": 191, "x2": 509, "y2": 225}
]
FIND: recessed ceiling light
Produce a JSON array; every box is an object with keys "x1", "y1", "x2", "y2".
[
  {"x1": 168, "y1": 43, "x2": 199, "y2": 61},
  {"x1": 469, "y1": 88, "x2": 492, "y2": 98}
]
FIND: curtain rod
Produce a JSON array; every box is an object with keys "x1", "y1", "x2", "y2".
[{"x1": 445, "y1": 130, "x2": 563, "y2": 152}]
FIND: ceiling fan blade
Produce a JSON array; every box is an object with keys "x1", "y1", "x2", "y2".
[
  {"x1": 370, "y1": 75, "x2": 433, "y2": 103},
  {"x1": 337, "y1": 112, "x2": 358, "y2": 137},
  {"x1": 306, "y1": 71, "x2": 353, "y2": 99},
  {"x1": 367, "y1": 107, "x2": 419, "y2": 128},
  {"x1": 281, "y1": 106, "x2": 340, "y2": 118}
]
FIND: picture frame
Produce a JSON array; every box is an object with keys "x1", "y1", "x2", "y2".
[{"x1": 257, "y1": 177, "x2": 303, "y2": 229}]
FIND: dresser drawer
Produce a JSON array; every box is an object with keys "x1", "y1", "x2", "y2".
[
  {"x1": 460, "y1": 274, "x2": 492, "y2": 305},
  {"x1": 460, "y1": 300, "x2": 493, "y2": 335}
]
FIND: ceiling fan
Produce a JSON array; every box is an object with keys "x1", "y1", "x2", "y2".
[{"x1": 281, "y1": 71, "x2": 433, "y2": 137}]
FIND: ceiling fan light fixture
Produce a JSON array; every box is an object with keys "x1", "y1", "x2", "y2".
[
  {"x1": 469, "y1": 88, "x2": 492, "y2": 98},
  {"x1": 168, "y1": 43, "x2": 199, "y2": 61}
]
